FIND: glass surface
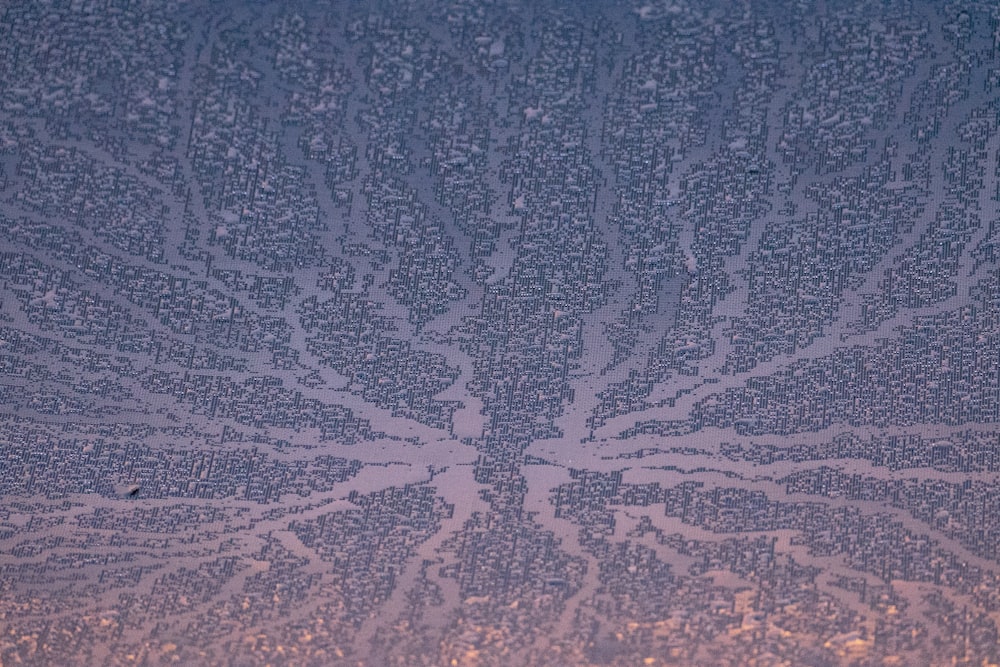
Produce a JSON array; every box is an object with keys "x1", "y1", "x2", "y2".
[{"x1": 1, "y1": 1, "x2": 998, "y2": 664}]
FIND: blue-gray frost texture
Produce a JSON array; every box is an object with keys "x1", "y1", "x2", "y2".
[{"x1": 1, "y1": 0, "x2": 999, "y2": 665}]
